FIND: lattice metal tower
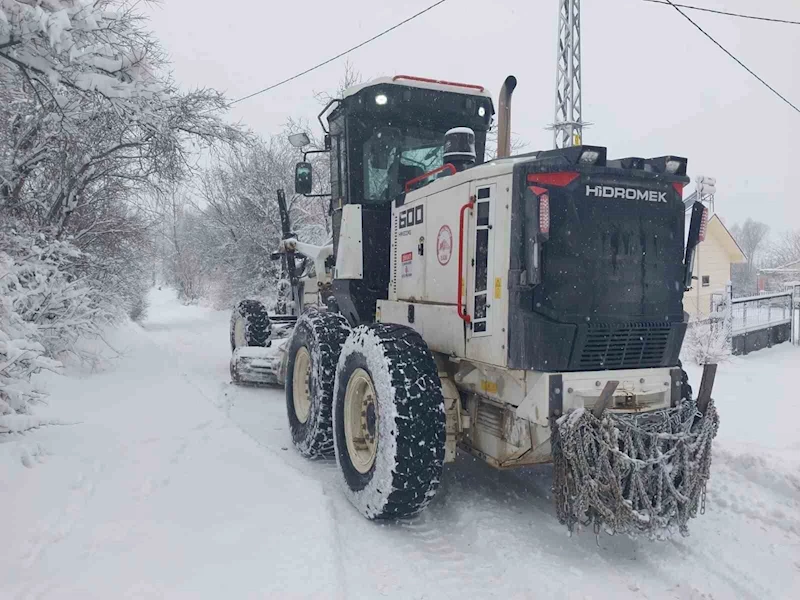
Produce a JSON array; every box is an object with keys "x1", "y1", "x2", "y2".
[{"x1": 552, "y1": 0, "x2": 584, "y2": 148}]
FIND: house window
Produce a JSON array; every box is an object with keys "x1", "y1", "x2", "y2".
[{"x1": 702, "y1": 275, "x2": 710, "y2": 287}]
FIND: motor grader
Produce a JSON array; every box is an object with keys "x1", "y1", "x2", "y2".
[{"x1": 230, "y1": 74, "x2": 719, "y2": 537}]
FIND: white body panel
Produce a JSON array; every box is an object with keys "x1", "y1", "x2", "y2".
[
  {"x1": 385, "y1": 165, "x2": 514, "y2": 369},
  {"x1": 377, "y1": 300, "x2": 465, "y2": 357},
  {"x1": 389, "y1": 181, "x2": 471, "y2": 305},
  {"x1": 392, "y1": 200, "x2": 429, "y2": 301},
  {"x1": 457, "y1": 365, "x2": 673, "y2": 467},
  {"x1": 516, "y1": 367, "x2": 672, "y2": 425},
  {"x1": 464, "y1": 176, "x2": 512, "y2": 367},
  {"x1": 335, "y1": 204, "x2": 363, "y2": 279}
]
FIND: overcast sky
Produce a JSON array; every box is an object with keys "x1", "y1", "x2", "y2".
[{"x1": 146, "y1": 0, "x2": 800, "y2": 234}]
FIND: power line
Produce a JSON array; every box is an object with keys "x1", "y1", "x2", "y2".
[
  {"x1": 228, "y1": 0, "x2": 448, "y2": 106},
  {"x1": 643, "y1": 1, "x2": 800, "y2": 26},
  {"x1": 660, "y1": 0, "x2": 800, "y2": 115}
]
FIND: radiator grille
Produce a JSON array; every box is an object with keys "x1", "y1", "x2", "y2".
[
  {"x1": 475, "y1": 403, "x2": 504, "y2": 438},
  {"x1": 578, "y1": 322, "x2": 671, "y2": 370}
]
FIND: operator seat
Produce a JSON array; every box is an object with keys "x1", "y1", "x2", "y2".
[{"x1": 398, "y1": 163, "x2": 425, "y2": 194}]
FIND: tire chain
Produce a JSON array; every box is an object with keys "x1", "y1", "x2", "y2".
[{"x1": 551, "y1": 398, "x2": 720, "y2": 538}]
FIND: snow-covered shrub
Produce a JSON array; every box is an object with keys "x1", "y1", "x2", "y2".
[
  {"x1": 0, "y1": 283, "x2": 61, "y2": 421},
  {"x1": 128, "y1": 290, "x2": 148, "y2": 322},
  {"x1": 0, "y1": 225, "x2": 128, "y2": 421},
  {"x1": 682, "y1": 313, "x2": 732, "y2": 366},
  {"x1": 0, "y1": 228, "x2": 119, "y2": 356}
]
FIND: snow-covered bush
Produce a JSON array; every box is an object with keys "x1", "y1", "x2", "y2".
[
  {"x1": 128, "y1": 290, "x2": 148, "y2": 322},
  {"x1": 0, "y1": 226, "x2": 119, "y2": 355},
  {"x1": 0, "y1": 224, "x2": 127, "y2": 422},
  {"x1": 682, "y1": 314, "x2": 732, "y2": 366},
  {"x1": 0, "y1": 288, "x2": 61, "y2": 422}
]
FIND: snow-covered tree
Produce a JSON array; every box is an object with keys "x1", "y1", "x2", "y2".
[
  {"x1": 766, "y1": 229, "x2": 800, "y2": 271},
  {"x1": 730, "y1": 219, "x2": 769, "y2": 295},
  {"x1": 1, "y1": 1, "x2": 243, "y2": 422}
]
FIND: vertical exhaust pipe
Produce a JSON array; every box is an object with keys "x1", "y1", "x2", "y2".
[{"x1": 496, "y1": 75, "x2": 517, "y2": 159}]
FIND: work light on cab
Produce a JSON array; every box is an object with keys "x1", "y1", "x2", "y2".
[
  {"x1": 578, "y1": 149, "x2": 600, "y2": 165},
  {"x1": 646, "y1": 155, "x2": 688, "y2": 176}
]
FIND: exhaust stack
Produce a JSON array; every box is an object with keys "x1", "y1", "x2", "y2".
[{"x1": 496, "y1": 75, "x2": 517, "y2": 159}]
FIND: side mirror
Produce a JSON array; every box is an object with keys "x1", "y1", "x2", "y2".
[
  {"x1": 288, "y1": 133, "x2": 310, "y2": 148},
  {"x1": 295, "y1": 161, "x2": 313, "y2": 195}
]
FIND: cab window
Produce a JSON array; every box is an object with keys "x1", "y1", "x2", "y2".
[{"x1": 362, "y1": 127, "x2": 445, "y2": 203}]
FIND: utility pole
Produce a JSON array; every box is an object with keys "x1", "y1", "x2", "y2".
[{"x1": 551, "y1": 0, "x2": 585, "y2": 148}]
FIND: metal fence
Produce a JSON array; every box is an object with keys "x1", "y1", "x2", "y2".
[
  {"x1": 730, "y1": 291, "x2": 793, "y2": 334},
  {"x1": 707, "y1": 284, "x2": 800, "y2": 355}
]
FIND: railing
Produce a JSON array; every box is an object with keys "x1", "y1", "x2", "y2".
[
  {"x1": 730, "y1": 291, "x2": 793, "y2": 334},
  {"x1": 697, "y1": 283, "x2": 799, "y2": 355}
]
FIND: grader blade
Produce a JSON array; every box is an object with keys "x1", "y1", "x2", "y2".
[{"x1": 230, "y1": 339, "x2": 290, "y2": 387}]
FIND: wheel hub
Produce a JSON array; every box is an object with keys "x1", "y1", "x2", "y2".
[
  {"x1": 234, "y1": 318, "x2": 247, "y2": 348},
  {"x1": 365, "y1": 403, "x2": 376, "y2": 439},
  {"x1": 344, "y1": 368, "x2": 378, "y2": 474},
  {"x1": 292, "y1": 347, "x2": 312, "y2": 424}
]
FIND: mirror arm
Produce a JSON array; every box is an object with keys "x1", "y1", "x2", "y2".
[{"x1": 303, "y1": 148, "x2": 330, "y2": 162}]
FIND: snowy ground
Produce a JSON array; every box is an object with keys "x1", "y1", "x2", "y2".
[{"x1": 2, "y1": 288, "x2": 799, "y2": 599}]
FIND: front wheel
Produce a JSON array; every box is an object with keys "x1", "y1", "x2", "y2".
[
  {"x1": 230, "y1": 299, "x2": 271, "y2": 350},
  {"x1": 333, "y1": 324, "x2": 446, "y2": 520},
  {"x1": 285, "y1": 310, "x2": 351, "y2": 458}
]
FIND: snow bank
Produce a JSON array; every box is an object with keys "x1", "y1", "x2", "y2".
[
  {"x1": 685, "y1": 343, "x2": 800, "y2": 449},
  {"x1": 0, "y1": 288, "x2": 342, "y2": 597}
]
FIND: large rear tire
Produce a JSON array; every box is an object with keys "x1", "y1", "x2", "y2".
[
  {"x1": 333, "y1": 324, "x2": 446, "y2": 519},
  {"x1": 230, "y1": 299, "x2": 271, "y2": 350},
  {"x1": 285, "y1": 310, "x2": 351, "y2": 458}
]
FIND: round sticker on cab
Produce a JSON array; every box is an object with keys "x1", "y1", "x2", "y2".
[{"x1": 436, "y1": 225, "x2": 453, "y2": 266}]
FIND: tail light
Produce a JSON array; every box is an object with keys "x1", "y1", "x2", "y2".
[
  {"x1": 699, "y1": 207, "x2": 708, "y2": 242},
  {"x1": 539, "y1": 193, "x2": 550, "y2": 235}
]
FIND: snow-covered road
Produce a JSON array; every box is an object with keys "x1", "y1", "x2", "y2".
[{"x1": 3, "y1": 288, "x2": 799, "y2": 599}]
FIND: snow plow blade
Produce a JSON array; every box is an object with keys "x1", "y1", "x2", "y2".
[
  {"x1": 230, "y1": 340, "x2": 289, "y2": 387},
  {"x1": 551, "y1": 396, "x2": 720, "y2": 538}
]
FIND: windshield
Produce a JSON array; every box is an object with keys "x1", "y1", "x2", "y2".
[{"x1": 362, "y1": 127, "x2": 445, "y2": 203}]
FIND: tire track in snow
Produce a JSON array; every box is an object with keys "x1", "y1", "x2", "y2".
[
  {"x1": 391, "y1": 513, "x2": 495, "y2": 597},
  {"x1": 20, "y1": 459, "x2": 103, "y2": 569},
  {"x1": 141, "y1": 324, "x2": 350, "y2": 598}
]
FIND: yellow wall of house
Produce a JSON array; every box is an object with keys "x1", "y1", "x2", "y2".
[{"x1": 683, "y1": 224, "x2": 733, "y2": 317}]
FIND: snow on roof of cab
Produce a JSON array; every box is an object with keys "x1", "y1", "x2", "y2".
[
  {"x1": 343, "y1": 76, "x2": 493, "y2": 100},
  {"x1": 446, "y1": 126, "x2": 476, "y2": 135}
]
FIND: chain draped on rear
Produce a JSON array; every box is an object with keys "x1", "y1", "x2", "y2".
[{"x1": 551, "y1": 399, "x2": 720, "y2": 538}]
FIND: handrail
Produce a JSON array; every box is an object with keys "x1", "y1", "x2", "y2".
[
  {"x1": 392, "y1": 75, "x2": 485, "y2": 92},
  {"x1": 732, "y1": 291, "x2": 792, "y2": 303},
  {"x1": 404, "y1": 163, "x2": 456, "y2": 193},
  {"x1": 457, "y1": 197, "x2": 475, "y2": 324}
]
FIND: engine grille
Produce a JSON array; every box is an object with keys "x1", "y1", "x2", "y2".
[
  {"x1": 475, "y1": 402, "x2": 504, "y2": 438},
  {"x1": 578, "y1": 322, "x2": 671, "y2": 370}
]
